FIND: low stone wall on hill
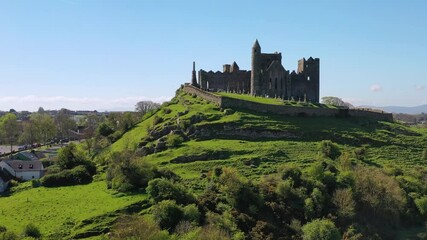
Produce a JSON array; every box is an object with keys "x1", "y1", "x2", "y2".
[{"x1": 182, "y1": 85, "x2": 393, "y2": 122}]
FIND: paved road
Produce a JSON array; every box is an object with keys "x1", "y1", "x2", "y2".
[{"x1": 0, "y1": 145, "x2": 18, "y2": 154}]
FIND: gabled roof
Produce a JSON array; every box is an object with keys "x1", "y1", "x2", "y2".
[
  {"x1": 3, "y1": 159, "x2": 44, "y2": 172},
  {"x1": 266, "y1": 60, "x2": 285, "y2": 72},
  {"x1": 13, "y1": 152, "x2": 39, "y2": 161}
]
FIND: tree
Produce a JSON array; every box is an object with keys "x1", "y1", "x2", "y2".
[
  {"x1": 321, "y1": 96, "x2": 353, "y2": 108},
  {"x1": 0, "y1": 113, "x2": 19, "y2": 153},
  {"x1": 57, "y1": 143, "x2": 86, "y2": 170},
  {"x1": 55, "y1": 108, "x2": 76, "y2": 139},
  {"x1": 30, "y1": 112, "x2": 57, "y2": 144},
  {"x1": 135, "y1": 101, "x2": 160, "y2": 114},
  {"x1": 301, "y1": 219, "x2": 341, "y2": 240}
]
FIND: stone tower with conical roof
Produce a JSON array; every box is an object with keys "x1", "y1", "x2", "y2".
[
  {"x1": 191, "y1": 61, "x2": 198, "y2": 86},
  {"x1": 251, "y1": 40, "x2": 261, "y2": 96}
]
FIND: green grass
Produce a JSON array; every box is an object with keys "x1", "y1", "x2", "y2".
[
  {"x1": 4, "y1": 89, "x2": 424, "y2": 238},
  {"x1": 0, "y1": 180, "x2": 147, "y2": 238},
  {"x1": 216, "y1": 92, "x2": 337, "y2": 108},
  {"x1": 103, "y1": 90, "x2": 427, "y2": 184}
]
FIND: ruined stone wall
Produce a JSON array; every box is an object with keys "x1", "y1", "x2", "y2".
[
  {"x1": 199, "y1": 70, "x2": 251, "y2": 93},
  {"x1": 182, "y1": 85, "x2": 222, "y2": 106},
  {"x1": 348, "y1": 109, "x2": 393, "y2": 122},
  {"x1": 182, "y1": 85, "x2": 393, "y2": 122}
]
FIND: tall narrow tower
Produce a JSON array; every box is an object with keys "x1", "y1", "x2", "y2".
[
  {"x1": 191, "y1": 61, "x2": 198, "y2": 86},
  {"x1": 250, "y1": 40, "x2": 261, "y2": 95}
]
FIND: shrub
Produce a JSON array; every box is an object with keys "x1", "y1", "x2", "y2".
[
  {"x1": 107, "y1": 151, "x2": 157, "y2": 192},
  {"x1": 0, "y1": 226, "x2": 6, "y2": 233},
  {"x1": 0, "y1": 231, "x2": 18, "y2": 240},
  {"x1": 152, "y1": 116, "x2": 164, "y2": 126},
  {"x1": 354, "y1": 167, "x2": 406, "y2": 226},
  {"x1": 166, "y1": 133, "x2": 184, "y2": 148},
  {"x1": 318, "y1": 140, "x2": 341, "y2": 160},
  {"x1": 414, "y1": 196, "x2": 427, "y2": 216},
  {"x1": 301, "y1": 219, "x2": 340, "y2": 240},
  {"x1": 183, "y1": 204, "x2": 201, "y2": 224},
  {"x1": 152, "y1": 200, "x2": 184, "y2": 231},
  {"x1": 22, "y1": 223, "x2": 41, "y2": 239},
  {"x1": 97, "y1": 122, "x2": 114, "y2": 137},
  {"x1": 147, "y1": 178, "x2": 194, "y2": 205},
  {"x1": 41, "y1": 165, "x2": 92, "y2": 187},
  {"x1": 423, "y1": 148, "x2": 427, "y2": 161}
]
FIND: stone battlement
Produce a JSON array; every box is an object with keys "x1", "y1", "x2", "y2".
[{"x1": 182, "y1": 85, "x2": 393, "y2": 122}]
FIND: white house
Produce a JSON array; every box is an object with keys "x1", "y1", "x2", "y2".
[{"x1": 0, "y1": 159, "x2": 45, "y2": 181}]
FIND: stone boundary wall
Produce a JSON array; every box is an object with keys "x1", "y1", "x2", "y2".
[
  {"x1": 182, "y1": 85, "x2": 393, "y2": 122},
  {"x1": 183, "y1": 85, "x2": 222, "y2": 106}
]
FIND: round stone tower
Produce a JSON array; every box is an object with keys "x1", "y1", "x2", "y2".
[{"x1": 251, "y1": 39, "x2": 261, "y2": 96}]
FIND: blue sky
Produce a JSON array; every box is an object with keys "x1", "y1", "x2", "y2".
[{"x1": 0, "y1": 0, "x2": 426, "y2": 111}]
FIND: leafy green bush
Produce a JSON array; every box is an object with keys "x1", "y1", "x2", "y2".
[
  {"x1": 106, "y1": 151, "x2": 157, "y2": 192},
  {"x1": 57, "y1": 143, "x2": 86, "y2": 170},
  {"x1": 0, "y1": 226, "x2": 6, "y2": 233},
  {"x1": 423, "y1": 148, "x2": 427, "y2": 161},
  {"x1": 414, "y1": 196, "x2": 427, "y2": 216},
  {"x1": 354, "y1": 167, "x2": 406, "y2": 226},
  {"x1": 0, "y1": 231, "x2": 18, "y2": 240},
  {"x1": 318, "y1": 140, "x2": 341, "y2": 160},
  {"x1": 147, "y1": 178, "x2": 194, "y2": 205},
  {"x1": 97, "y1": 122, "x2": 114, "y2": 137},
  {"x1": 166, "y1": 133, "x2": 184, "y2": 148},
  {"x1": 41, "y1": 165, "x2": 92, "y2": 187},
  {"x1": 152, "y1": 200, "x2": 184, "y2": 231},
  {"x1": 182, "y1": 204, "x2": 201, "y2": 224},
  {"x1": 152, "y1": 116, "x2": 164, "y2": 126},
  {"x1": 22, "y1": 223, "x2": 41, "y2": 239},
  {"x1": 301, "y1": 219, "x2": 340, "y2": 240}
]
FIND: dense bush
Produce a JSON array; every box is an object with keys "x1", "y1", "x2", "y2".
[
  {"x1": 301, "y1": 219, "x2": 340, "y2": 240},
  {"x1": 318, "y1": 140, "x2": 341, "y2": 160},
  {"x1": 97, "y1": 122, "x2": 114, "y2": 137},
  {"x1": 106, "y1": 151, "x2": 157, "y2": 192},
  {"x1": 414, "y1": 196, "x2": 427, "y2": 216},
  {"x1": 57, "y1": 143, "x2": 86, "y2": 170},
  {"x1": 423, "y1": 148, "x2": 427, "y2": 160},
  {"x1": 0, "y1": 231, "x2": 18, "y2": 240},
  {"x1": 152, "y1": 116, "x2": 164, "y2": 126},
  {"x1": 22, "y1": 223, "x2": 41, "y2": 239},
  {"x1": 152, "y1": 200, "x2": 184, "y2": 231},
  {"x1": 147, "y1": 178, "x2": 194, "y2": 205},
  {"x1": 354, "y1": 167, "x2": 406, "y2": 227},
  {"x1": 41, "y1": 165, "x2": 92, "y2": 187}
]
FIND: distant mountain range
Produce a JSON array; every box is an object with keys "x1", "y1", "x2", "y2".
[{"x1": 359, "y1": 105, "x2": 427, "y2": 114}]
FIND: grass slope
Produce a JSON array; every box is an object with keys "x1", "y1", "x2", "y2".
[
  {"x1": 0, "y1": 180, "x2": 146, "y2": 238},
  {"x1": 105, "y1": 90, "x2": 427, "y2": 185}
]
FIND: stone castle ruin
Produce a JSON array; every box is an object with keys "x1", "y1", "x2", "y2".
[{"x1": 191, "y1": 40, "x2": 320, "y2": 103}]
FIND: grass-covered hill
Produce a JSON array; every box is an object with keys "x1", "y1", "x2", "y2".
[
  {"x1": 96, "y1": 89, "x2": 427, "y2": 239},
  {"x1": 1, "y1": 88, "x2": 427, "y2": 239},
  {"x1": 104, "y1": 89, "x2": 426, "y2": 181}
]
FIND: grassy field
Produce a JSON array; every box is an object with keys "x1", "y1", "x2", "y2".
[{"x1": 0, "y1": 180, "x2": 147, "y2": 238}]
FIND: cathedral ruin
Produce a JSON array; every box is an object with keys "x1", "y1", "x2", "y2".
[{"x1": 191, "y1": 40, "x2": 320, "y2": 103}]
